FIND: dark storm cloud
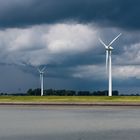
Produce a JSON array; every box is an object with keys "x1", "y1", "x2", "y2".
[
  {"x1": 0, "y1": 0, "x2": 139, "y2": 94},
  {"x1": 0, "y1": 0, "x2": 140, "y2": 29}
]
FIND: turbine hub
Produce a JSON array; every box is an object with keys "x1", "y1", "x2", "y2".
[{"x1": 106, "y1": 46, "x2": 114, "y2": 50}]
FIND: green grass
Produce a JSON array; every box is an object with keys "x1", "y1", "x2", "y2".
[{"x1": 0, "y1": 96, "x2": 140, "y2": 103}]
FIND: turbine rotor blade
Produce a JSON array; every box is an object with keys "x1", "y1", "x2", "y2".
[
  {"x1": 106, "y1": 50, "x2": 108, "y2": 71},
  {"x1": 38, "y1": 68, "x2": 41, "y2": 73},
  {"x1": 99, "y1": 38, "x2": 108, "y2": 48},
  {"x1": 40, "y1": 74, "x2": 42, "y2": 84},
  {"x1": 108, "y1": 33, "x2": 122, "y2": 46},
  {"x1": 41, "y1": 66, "x2": 46, "y2": 72}
]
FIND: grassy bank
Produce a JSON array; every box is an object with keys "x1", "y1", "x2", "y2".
[{"x1": 0, "y1": 96, "x2": 140, "y2": 103}]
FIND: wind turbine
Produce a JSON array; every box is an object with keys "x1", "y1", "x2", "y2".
[
  {"x1": 38, "y1": 66, "x2": 46, "y2": 96},
  {"x1": 99, "y1": 33, "x2": 121, "y2": 96}
]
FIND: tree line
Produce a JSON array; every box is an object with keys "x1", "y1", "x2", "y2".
[
  {"x1": 27, "y1": 88, "x2": 119, "y2": 96},
  {"x1": 0, "y1": 89, "x2": 139, "y2": 96}
]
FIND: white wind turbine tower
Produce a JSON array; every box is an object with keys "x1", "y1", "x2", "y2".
[
  {"x1": 38, "y1": 66, "x2": 46, "y2": 96},
  {"x1": 99, "y1": 33, "x2": 121, "y2": 96}
]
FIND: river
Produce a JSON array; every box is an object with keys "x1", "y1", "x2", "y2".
[{"x1": 0, "y1": 106, "x2": 139, "y2": 140}]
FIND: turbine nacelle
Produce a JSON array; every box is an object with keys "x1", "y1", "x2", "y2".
[
  {"x1": 106, "y1": 46, "x2": 114, "y2": 51},
  {"x1": 38, "y1": 66, "x2": 46, "y2": 74},
  {"x1": 40, "y1": 71, "x2": 44, "y2": 74}
]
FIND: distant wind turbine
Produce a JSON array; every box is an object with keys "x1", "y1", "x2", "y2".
[
  {"x1": 38, "y1": 66, "x2": 46, "y2": 96},
  {"x1": 99, "y1": 33, "x2": 122, "y2": 96}
]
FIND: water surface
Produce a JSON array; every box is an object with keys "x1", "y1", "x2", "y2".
[{"x1": 0, "y1": 106, "x2": 140, "y2": 140}]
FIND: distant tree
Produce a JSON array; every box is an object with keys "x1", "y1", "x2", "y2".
[
  {"x1": 77, "y1": 91, "x2": 90, "y2": 96},
  {"x1": 44, "y1": 89, "x2": 55, "y2": 96},
  {"x1": 26, "y1": 88, "x2": 119, "y2": 96},
  {"x1": 27, "y1": 88, "x2": 41, "y2": 96},
  {"x1": 34, "y1": 88, "x2": 41, "y2": 96},
  {"x1": 112, "y1": 90, "x2": 119, "y2": 96},
  {"x1": 27, "y1": 89, "x2": 33, "y2": 96},
  {"x1": 66, "y1": 90, "x2": 76, "y2": 96}
]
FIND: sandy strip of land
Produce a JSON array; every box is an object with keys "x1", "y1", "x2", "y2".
[{"x1": 0, "y1": 102, "x2": 140, "y2": 106}]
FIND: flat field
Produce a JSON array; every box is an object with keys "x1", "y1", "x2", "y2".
[{"x1": 0, "y1": 96, "x2": 140, "y2": 103}]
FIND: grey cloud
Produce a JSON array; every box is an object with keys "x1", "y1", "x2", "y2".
[
  {"x1": 0, "y1": 0, "x2": 139, "y2": 94},
  {"x1": 0, "y1": 23, "x2": 99, "y2": 66},
  {"x1": 0, "y1": 23, "x2": 139, "y2": 78},
  {"x1": 0, "y1": 0, "x2": 139, "y2": 29}
]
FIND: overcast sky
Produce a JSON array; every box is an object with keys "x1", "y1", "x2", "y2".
[{"x1": 0, "y1": 0, "x2": 140, "y2": 94}]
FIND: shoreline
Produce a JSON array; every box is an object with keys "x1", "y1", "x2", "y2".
[{"x1": 0, "y1": 102, "x2": 140, "y2": 106}]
